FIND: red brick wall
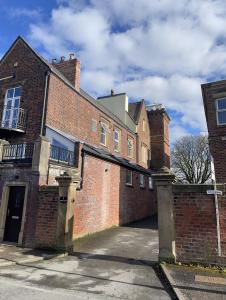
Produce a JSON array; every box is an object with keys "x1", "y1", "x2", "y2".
[
  {"x1": 46, "y1": 74, "x2": 137, "y2": 162},
  {"x1": 173, "y1": 184, "x2": 226, "y2": 264},
  {"x1": 136, "y1": 101, "x2": 151, "y2": 168},
  {"x1": 74, "y1": 154, "x2": 157, "y2": 238},
  {"x1": 202, "y1": 82, "x2": 226, "y2": 183},
  {"x1": 35, "y1": 187, "x2": 59, "y2": 248}
]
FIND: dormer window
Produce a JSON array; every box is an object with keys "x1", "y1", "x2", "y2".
[{"x1": 216, "y1": 98, "x2": 226, "y2": 125}]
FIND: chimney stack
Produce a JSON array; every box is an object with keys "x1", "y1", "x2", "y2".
[
  {"x1": 52, "y1": 54, "x2": 80, "y2": 91},
  {"x1": 69, "y1": 53, "x2": 75, "y2": 60},
  {"x1": 147, "y1": 104, "x2": 170, "y2": 170}
]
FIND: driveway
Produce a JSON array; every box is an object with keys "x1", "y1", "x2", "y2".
[{"x1": 0, "y1": 217, "x2": 174, "y2": 299}]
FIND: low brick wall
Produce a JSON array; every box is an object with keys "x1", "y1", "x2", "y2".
[
  {"x1": 173, "y1": 184, "x2": 226, "y2": 265},
  {"x1": 35, "y1": 186, "x2": 59, "y2": 249}
]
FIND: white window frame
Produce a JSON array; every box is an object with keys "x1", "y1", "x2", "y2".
[
  {"x1": 142, "y1": 143, "x2": 148, "y2": 163},
  {"x1": 2, "y1": 87, "x2": 21, "y2": 129},
  {"x1": 91, "y1": 119, "x2": 97, "y2": 132},
  {"x1": 127, "y1": 137, "x2": 134, "y2": 158},
  {"x1": 125, "y1": 170, "x2": 133, "y2": 186},
  {"x1": 114, "y1": 128, "x2": 121, "y2": 152},
  {"x1": 140, "y1": 174, "x2": 145, "y2": 188},
  {"x1": 149, "y1": 177, "x2": 154, "y2": 190},
  {"x1": 142, "y1": 119, "x2": 146, "y2": 131},
  {"x1": 100, "y1": 121, "x2": 108, "y2": 146},
  {"x1": 216, "y1": 98, "x2": 226, "y2": 126}
]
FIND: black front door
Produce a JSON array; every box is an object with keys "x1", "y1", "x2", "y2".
[{"x1": 4, "y1": 186, "x2": 25, "y2": 243}]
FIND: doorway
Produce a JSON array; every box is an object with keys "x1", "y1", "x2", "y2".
[{"x1": 3, "y1": 186, "x2": 25, "y2": 243}]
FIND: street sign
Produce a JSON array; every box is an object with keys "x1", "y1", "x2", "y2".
[{"x1": 207, "y1": 190, "x2": 222, "y2": 195}]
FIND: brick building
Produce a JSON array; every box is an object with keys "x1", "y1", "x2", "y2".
[
  {"x1": 0, "y1": 36, "x2": 170, "y2": 250},
  {"x1": 202, "y1": 80, "x2": 226, "y2": 183}
]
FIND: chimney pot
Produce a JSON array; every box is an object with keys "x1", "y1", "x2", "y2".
[
  {"x1": 69, "y1": 53, "x2": 75, "y2": 60},
  {"x1": 52, "y1": 58, "x2": 57, "y2": 64},
  {"x1": 60, "y1": 56, "x2": 65, "y2": 62}
]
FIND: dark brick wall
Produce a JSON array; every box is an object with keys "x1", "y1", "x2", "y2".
[
  {"x1": 148, "y1": 110, "x2": 170, "y2": 170},
  {"x1": 0, "y1": 164, "x2": 40, "y2": 247},
  {"x1": 173, "y1": 184, "x2": 226, "y2": 264},
  {"x1": 0, "y1": 39, "x2": 48, "y2": 143},
  {"x1": 202, "y1": 82, "x2": 226, "y2": 183}
]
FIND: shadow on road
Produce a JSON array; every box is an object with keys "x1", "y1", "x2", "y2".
[{"x1": 122, "y1": 215, "x2": 158, "y2": 230}]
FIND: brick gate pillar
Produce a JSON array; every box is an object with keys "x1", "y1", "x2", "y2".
[
  {"x1": 152, "y1": 169, "x2": 176, "y2": 262},
  {"x1": 55, "y1": 174, "x2": 80, "y2": 253}
]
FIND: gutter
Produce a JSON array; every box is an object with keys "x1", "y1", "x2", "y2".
[{"x1": 40, "y1": 71, "x2": 50, "y2": 136}]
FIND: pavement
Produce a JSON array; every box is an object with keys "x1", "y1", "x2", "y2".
[
  {"x1": 0, "y1": 216, "x2": 175, "y2": 300},
  {"x1": 0, "y1": 243, "x2": 67, "y2": 266},
  {"x1": 163, "y1": 263, "x2": 226, "y2": 300}
]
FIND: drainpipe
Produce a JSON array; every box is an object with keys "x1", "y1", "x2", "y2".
[
  {"x1": 40, "y1": 71, "x2": 50, "y2": 136},
  {"x1": 211, "y1": 156, "x2": 222, "y2": 257}
]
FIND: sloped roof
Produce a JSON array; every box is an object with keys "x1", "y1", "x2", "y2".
[
  {"x1": 82, "y1": 143, "x2": 153, "y2": 175},
  {"x1": 128, "y1": 102, "x2": 142, "y2": 124},
  {"x1": 46, "y1": 124, "x2": 153, "y2": 174},
  {"x1": 0, "y1": 36, "x2": 136, "y2": 134}
]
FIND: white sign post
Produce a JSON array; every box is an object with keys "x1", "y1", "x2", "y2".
[{"x1": 208, "y1": 155, "x2": 222, "y2": 257}]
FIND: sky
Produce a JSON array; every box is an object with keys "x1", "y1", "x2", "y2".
[{"x1": 1, "y1": 0, "x2": 226, "y2": 143}]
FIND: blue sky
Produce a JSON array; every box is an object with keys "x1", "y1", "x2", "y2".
[{"x1": 1, "y1": 0, "x2": 226, "y2": 142}]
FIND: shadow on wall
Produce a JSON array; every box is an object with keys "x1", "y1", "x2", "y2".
[{"x1": 118, "y1": 166, "x2": 157, "y2": 226}]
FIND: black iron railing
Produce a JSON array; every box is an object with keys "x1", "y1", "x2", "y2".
[
  {"x1": 49, "y1": 145, "x2": 75, "y2": 166},
  {"x1": 1, "y1": 107, "x2": 27, "y2": 132},
  {"x1": 2, "y1": 143, "x2": 34, "y2": 162}
]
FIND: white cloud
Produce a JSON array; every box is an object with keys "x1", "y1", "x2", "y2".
[
  {"x1": 27, "y1": 0, "x2": 226, "y2": 138},
  {"x1": 7, "y1": 8, "x2": 41, "y2": 18}
]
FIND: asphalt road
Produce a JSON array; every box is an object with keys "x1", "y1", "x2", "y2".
[{"x1": 0, "y1": 217, "x2": 173, "y2": 300}]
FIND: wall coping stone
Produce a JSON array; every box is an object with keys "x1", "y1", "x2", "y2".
[{"x1": 173, "y1": 184, "x2": 225, "y2": 193}]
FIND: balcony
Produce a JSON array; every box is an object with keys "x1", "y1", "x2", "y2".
[
  {"x1": 0, "y1": 107, "x2": 27, "y2": 137},
  {"x1": 2, "y1": 143, "x2": 34, "y2": 163},
  {"x1": 49, "y1": 145, "x2": 75, "y2": 166}
]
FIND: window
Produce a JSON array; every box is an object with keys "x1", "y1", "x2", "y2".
[
  {"x1": 149, "y1": 177, "x2": 153, "y2": 190},
  {"x1": 142, "y1": 119, "x2": 146, "y2": 131},
  {"x1": 2, "y1": 87, "x2": 22, "y2": 129},
  {"x1": 126, "y1": 170, "x2": 133, "y2": 186},
  {"x1": 140, "y1": 174, "x2": 145, "y2": 188},
  {"x1": 100, "y1": 121, "x2": 108, "y2": 146},
  {"x1": 114, "y1": 128, "x2": 121, "y2": 152},
  {"x1": 216, "y1": 98, "x2": 226, "y2": 125},
  {"x1": 127, "y1": 137, "x2": 134, "y2": 158},
  {"x1": 142, "y1": 143, "x2": 148, "y2": 163},
  {"x1": 91, "y1": 119, "x2": 97, "y2": 132}
]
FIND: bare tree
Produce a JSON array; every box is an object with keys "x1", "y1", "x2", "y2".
[{"x1": 171, "y1": 135, "x2": 211, "y2": 184}]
